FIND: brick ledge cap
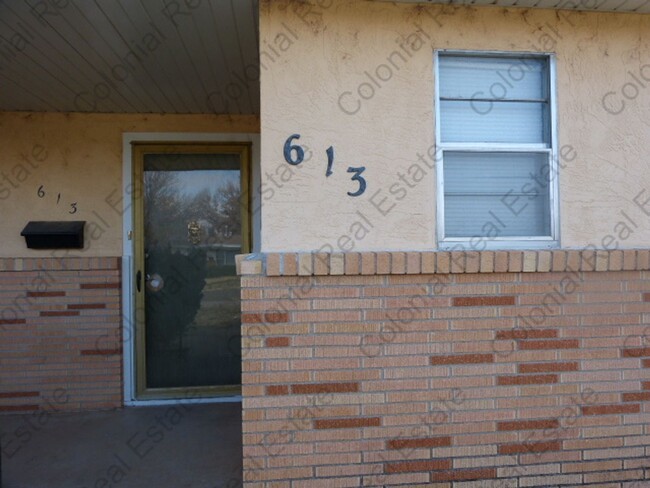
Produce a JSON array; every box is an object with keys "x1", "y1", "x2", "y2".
[{"x1": 236, "y1": 249, "x2": 649, "y2": 277}]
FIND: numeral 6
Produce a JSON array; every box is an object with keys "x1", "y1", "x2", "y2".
[{"x1": 283, "y1": 134, "x2": 305, "y2": 166}]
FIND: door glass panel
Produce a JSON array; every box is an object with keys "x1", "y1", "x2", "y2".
[{"x1": 143, "y1": 153, "x2": 243, "y2": 390}]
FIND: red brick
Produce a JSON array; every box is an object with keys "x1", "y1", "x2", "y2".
[
  {"x1": 496, "y1": 329, "x2": 557, "y2": 340},
  {"x1": 40, "y1": 311, "x2": 80, "y2": 317},
  {"x1": 26, "y1": 291, "x2": 65, "y2": 297},
  {"x1": 643, "y1": 293, "x2": 650, "y2": 302},
  {"x1": 519, "y1": 339, "x2": 579, "y2": 350},
  {"x1": 265, "y1": 337, "x2": 290, "y2": 347},
  {"x1": 0, "y1": 319, "x2": 26, "y2": 325},
  {"x1": 266, "y1": 385, "x2": 289, "y2": 396},
  {"x1": 622, "y1": 347, "x2": 650, "y2": 357},
  {"x1": 499, "y1": 441, "x2": 561, "y2": 455},
  {"x1": 292, "y1": 383, "x2": 359, "y2": 394},
  {"x1": 387, "y1": 436, "x2": 451, "y2": 449},
  {"x1": 644, "y1": 381, "x2": 650, "y2": 390},
  {"x1": 431, "y1": 468, "x2": 497, "y2": 482},
  {"x1": 518, "y1": 362, "x2": 579, "y2": 373},
  {"x1": 0, "y1": 391, "x2": 39, "y2": 399},
  {"x1": 497, "y1": 419, "x2": 560, "y2": 431},
  {"x1": 582, "y1": 404, "x2": 641, "y2": 415},
  {"x1": 431, "y1": 354, "x2": 494, "y2": 365},
  {"x1": 622, "y1": 392, "x2": 650, "y2": 402},
  {"x1": 0, "y1": 405, "x2": 39, "y2": 412},
  {"x1": 242, "y1": 312, "x2": 289, "y2": 324},
  {"x1": 453, "y1": 296, "x2": 515, "y2": 307},
  {"x1": 384, "y1": 459, "x2": 451, "y2": 474},
  {"x1": 68, "y1": 303, "x2": 106, "y2": 310},
  {"x1": 314, "y1": 417, "x2": 381, "y2": 429},
  {"x1": 497, "y1": 374, "x2": 558, "y2": 385}
]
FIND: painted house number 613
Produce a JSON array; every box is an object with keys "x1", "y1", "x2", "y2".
[{"x1": 283, "y1": 134, "x2": 367, "y2": 197}]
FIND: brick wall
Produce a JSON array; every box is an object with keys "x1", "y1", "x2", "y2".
[
  {"x1": 0, "y1": 257, "x2": 122, "y2": 413},
  {"x1": 239, "y1": 251, "x2": 650, "y2": 487}
]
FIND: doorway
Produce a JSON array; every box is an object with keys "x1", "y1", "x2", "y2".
[{"x1": 132, "y1": 143, "x2": 251, "y2": 400}]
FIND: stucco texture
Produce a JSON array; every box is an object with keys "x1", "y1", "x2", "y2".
[
  {"x1": 0, "y1": 112, "x2": 259, "y2": 258},
  {"x1": 260, "y1": 0, "x2": 650, "y2": 252}
]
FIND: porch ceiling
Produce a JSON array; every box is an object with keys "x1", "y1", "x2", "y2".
[
  {"x1": 382, "y1": 0, "x2": 650, "y2": 14},
  {"x1": 2, "y1": 0, "x2": 646, "y2": 116},
  {"x1": 0, "y1": 0, "x2": 259, "y2": 114}
]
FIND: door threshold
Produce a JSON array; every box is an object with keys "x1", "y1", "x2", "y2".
[{"x1": 126, "y1": 395, "x2": 242, "y2": 407}]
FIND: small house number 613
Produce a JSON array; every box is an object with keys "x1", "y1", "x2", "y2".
[{"x1": 283, "y1": 134, "x2": 367, "y2": 197}]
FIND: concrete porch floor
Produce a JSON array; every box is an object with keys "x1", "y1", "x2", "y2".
[{"x1": 0, "y1": 402, "x2": 242, "y2": 488}]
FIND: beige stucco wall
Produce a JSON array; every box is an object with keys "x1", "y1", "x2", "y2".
[
  {"x1": 260, "y1": 0, "x2": 650, "y2": 252},
  {"x1": 0, "y1": 112, "x2": 259, "y2": 258}
]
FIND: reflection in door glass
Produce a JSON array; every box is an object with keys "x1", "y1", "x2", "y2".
[{"x1": 143, "y1": 153, "x2": 243, "y2": 390}]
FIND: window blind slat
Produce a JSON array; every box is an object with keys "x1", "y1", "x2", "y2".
[
  {"x1": 439, "y1": 55, "x2": 548, "y2": 100},
  {"x1": 444, "y1": 152, "x2": 550, "y2": 194},
  {"x1": 443, "y1": 152, "x2": 551, "y2": 237},
  {"x1": 444, "y1": 194, "x2": 551, "y2": 237},
  {"x1": 440, "y1": 100, "x2": 549, "y2": 144}
]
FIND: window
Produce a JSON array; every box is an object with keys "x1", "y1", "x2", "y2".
[{"x1": 435, "y1": 51, "x2": 559, "y2": 250}]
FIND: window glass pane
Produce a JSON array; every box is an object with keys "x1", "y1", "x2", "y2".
[
  {"x1": 440, "y1": 100, "x2": 549, "y2": 144},
  {"x1": 443, "y1": 152, "x2": 551, "y2": 237},
  {"x1": 439, "y1": 55, "x2": 548, "y2": 101}
]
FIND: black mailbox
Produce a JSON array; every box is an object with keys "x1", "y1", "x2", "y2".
[{"x1": 21, "y1": 221, "x2": 85, "y2": 249}]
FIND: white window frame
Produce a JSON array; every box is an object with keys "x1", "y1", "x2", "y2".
[{"x1": 434, "y1": 50, "x2": 560, "y2": 250}]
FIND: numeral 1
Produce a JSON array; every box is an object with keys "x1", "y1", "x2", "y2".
[{"x1": 325, "y1": 146, "x2": 334, "y2": 177}]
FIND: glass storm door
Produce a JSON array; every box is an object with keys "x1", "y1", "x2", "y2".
[{"x1": 133, "y1": 143, "x2": 250, "y2": 399}]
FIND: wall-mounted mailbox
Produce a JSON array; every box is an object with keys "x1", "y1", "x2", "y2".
[{"x1": 20, "y1": 221, "x2": 86, "y2": 249}]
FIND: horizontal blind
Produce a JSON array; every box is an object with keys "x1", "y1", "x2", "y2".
[
  {"x1": 439, "y1": 56, "x2": 548, "y2": 100},
  {"x1": 443, "y1": 152, "x2": 551, "y2": 237},
  {"x1": 438, "y1": 53, "x2": 553, "y2": 240},
  {"x1": 440, "y1": 100, "x2": 547, "y2": 144},
  {"x1": 439, "y1": 55, "x2": 550, "y2": 145}
]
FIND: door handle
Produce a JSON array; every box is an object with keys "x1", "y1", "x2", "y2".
[
  {"x1": 136, "y1": 270, "x2": 142, "y2": 292},
  {"x1": 145, "y1": 273, "x2": 164, "y2": 292}
]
